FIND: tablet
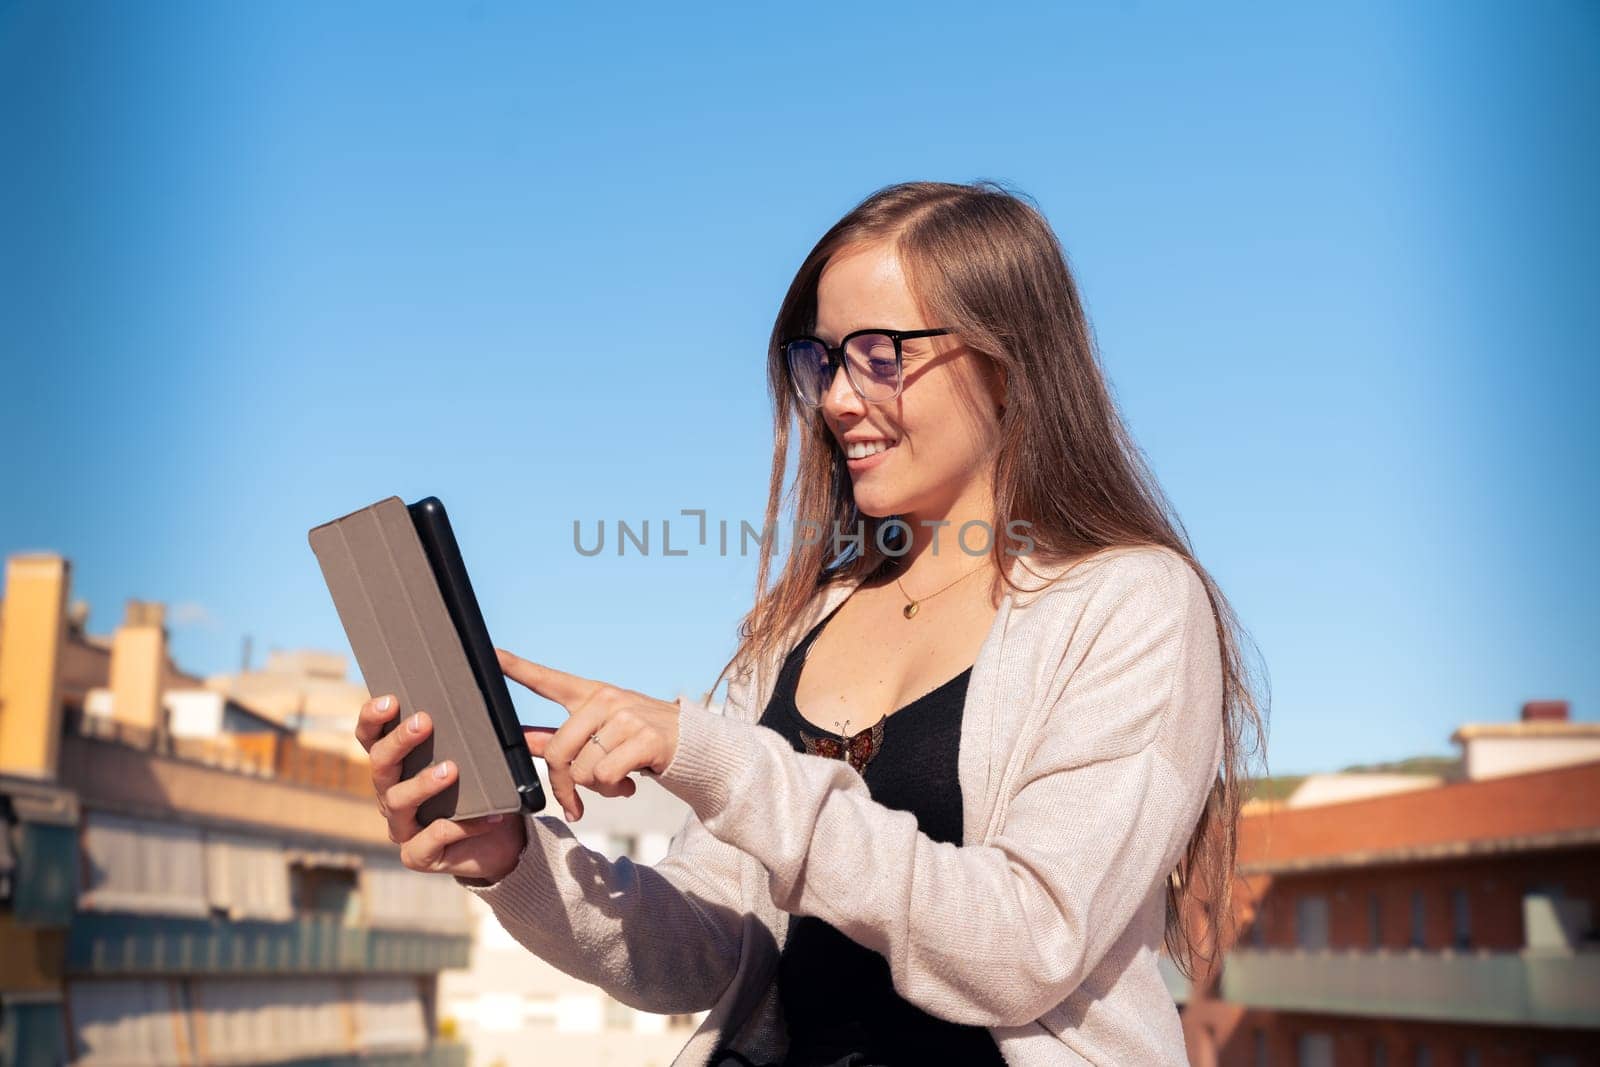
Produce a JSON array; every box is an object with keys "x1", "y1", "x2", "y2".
[{"x1": 308, "y1": 495, "x2": 546, "y2": 824}]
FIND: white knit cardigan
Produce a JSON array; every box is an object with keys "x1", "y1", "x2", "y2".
[{"x1": 460, "y1": 544, "x2": 1225, "y2": 1065}]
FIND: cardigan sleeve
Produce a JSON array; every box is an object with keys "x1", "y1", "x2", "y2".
[
  {"x1": 652, "y1": 552, "x2": 1226, "y2": 1028},
  {"x1": 453, "y1": 677, "x2": 761, "y2": 1015}
]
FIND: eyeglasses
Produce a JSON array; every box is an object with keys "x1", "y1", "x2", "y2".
[{"x1": 781, "y1": 327, "x2": 953, "y2": 408}]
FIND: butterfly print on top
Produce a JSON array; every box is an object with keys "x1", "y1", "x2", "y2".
[{"x1": 795, "y1": 717, "x2": 886, "y2": 774}]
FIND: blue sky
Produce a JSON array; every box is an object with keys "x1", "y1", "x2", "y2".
[{"x1": 1, "y1": 0, "x2": 1594, "y2": 777}]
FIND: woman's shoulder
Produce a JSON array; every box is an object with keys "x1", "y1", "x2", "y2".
[
  {"x1": 1005, "y1": 542, "x2": 1206, "y2": 620},
  {"x1": 1011, "y1": 544, "x2": 1223, "y2": 767}
]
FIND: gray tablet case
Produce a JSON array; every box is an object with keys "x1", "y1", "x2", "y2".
[{"x1": 308, "y1": 496, "x2": 522, "y2": 824}]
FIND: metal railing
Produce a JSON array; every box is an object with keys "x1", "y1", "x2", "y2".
[
  {"x1": 66, "y1": 913, "x2": 471, "y2": 975},
  {"x1": 1220, "y1": 946, "x2": 1600, "y2": 1027}
]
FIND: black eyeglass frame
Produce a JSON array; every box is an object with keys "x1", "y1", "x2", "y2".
[{"x1": 780, "y1": 327, "x2": 954, "y2": 408}]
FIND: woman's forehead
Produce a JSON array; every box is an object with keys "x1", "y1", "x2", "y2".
[{"x1": 814, "y1": 242, "x2": 922, "y2": 339}]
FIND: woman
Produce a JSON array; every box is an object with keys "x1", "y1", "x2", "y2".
[{"x1": 356, "y1": 180, "x2": 1265, "y2": 1066}]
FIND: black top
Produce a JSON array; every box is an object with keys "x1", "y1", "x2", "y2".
[{"x1": 712, "y1": 602, "x2": 1005, "y2": 1067}]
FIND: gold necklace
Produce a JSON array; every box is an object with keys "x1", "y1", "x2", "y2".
[{"x1": 893, "y1": 562, "x2": 989, "y2": 620}]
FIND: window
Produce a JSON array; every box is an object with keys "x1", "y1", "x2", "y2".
[
  {"x1": 1295, "y1": 895, "x2": 1330, "y2": 950},
  {"x1": 79, "y1": 812, "x2": 208, "y2": 917},
  {"x1": 604, "y1": 997, "x2": 634, "y2": 1031},
  {"x1": 1368, "y1": 892, "x2": 1383, "y2": 948},
  {"x1": 361, "y1": 856, "x2": 473, "y2": 934},
  {"x1": 1409, "y1": 889, "x2": 1427, "y2": 948},
  {"x1": 353, "y1": 977, "x2": 427, "y2": 1052},
  {"x1": 1296, "y1": 1032, "x2": 1333, "y2": 1067},
  {"x1": 291, "y1": 863, "x2": 359, "y2": 921},
  {"x1": 68, "y1": 980, "x2": 192, "y2": 1066},
  {"x1": 1451, "y1": 888, "x2": 1472, "y2": 949},
  {"x1": 1522, "y1": 882, "x2": 1576, "y2": 951},
  {"x1": 203, "y1": 830, "x2": 292, "y2": 921},
  {"x1": 192, "y1": 978, "x2": 348, "y2": 1061}
]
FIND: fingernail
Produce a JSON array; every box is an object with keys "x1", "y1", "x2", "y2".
[
  {"x1": 563, "y1": 808, "x2": 576, "y2": 821},
  {"x1": 410, "y1": 713, "x2": 422, "y2": 733},
  {"x1": 487, "y1": 813, "x2": 504, "y2": 823},
  {"x1": 374, "y1": 696, "x2": 392, "y2": 713},
  {"x1": 433, "y1": 761, "x2": 451, "y2": 779}
]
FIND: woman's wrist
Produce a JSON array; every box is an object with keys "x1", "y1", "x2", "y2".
[
  {"x1": 454, "y1": 813, "x2": 531, "y2": 888},
  {"x1": 654, "y1": 696, "x2": 755, "y2": 819}
]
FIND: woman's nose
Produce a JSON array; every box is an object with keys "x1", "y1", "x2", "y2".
[{"x1": 820, "y1": 361, "x2": 865, "y2": 419}]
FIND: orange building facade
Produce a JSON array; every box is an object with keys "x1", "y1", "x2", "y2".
[{"x1": 1178, "y1": 723, "x2": 1600, "y2": 1067}]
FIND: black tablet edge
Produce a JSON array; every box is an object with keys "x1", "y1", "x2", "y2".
[{"x1": 407, "y1": 496, "x2": 547, "y2": 814}]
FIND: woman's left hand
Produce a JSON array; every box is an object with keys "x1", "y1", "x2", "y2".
[{"x1": 496, "y1": 647, "x2": 681, "y2": 823}]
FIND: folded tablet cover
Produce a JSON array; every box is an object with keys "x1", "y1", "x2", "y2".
[{"x1": 308, "y1": 495, "x2": 521, "y2": 824}]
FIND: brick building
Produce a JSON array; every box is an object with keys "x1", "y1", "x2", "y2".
[{"x1": 1178, "y1": 703, "x2": 1600, "y2": 1066}]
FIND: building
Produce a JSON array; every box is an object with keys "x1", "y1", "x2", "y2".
[
  {"x1": 205, "y1": 649, "x2": 377, "y2": 762},
  {"x1": 1178, "y1": 701, "x2": 1600, "y2": 1067},
  {"x1": 0, "y1": 553, "x2": 471, "y2": 1066},
  {"x1": 0, "y1": 550, "x2": 723, "y2": 1066}
]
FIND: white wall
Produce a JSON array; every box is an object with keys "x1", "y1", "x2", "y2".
[{"x1": 1463, "y1": 737, "x2": 1600, "y2": 780}]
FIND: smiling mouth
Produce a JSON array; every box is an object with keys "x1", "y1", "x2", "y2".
[{"x1": 843, "y1": 440, "x2": 896, "y2": 460}]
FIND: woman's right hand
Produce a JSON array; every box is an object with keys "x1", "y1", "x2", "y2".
[{"x1": 356, "y1": 694, "x2": 529, "y2": 885}]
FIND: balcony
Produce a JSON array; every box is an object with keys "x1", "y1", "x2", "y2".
[
  {"x1": 57, "y1": 729, "x2": 391, "y2": 847},
  {"x1": 1221, "y1": 946, "x2": 1600, "y2": 1027},
  {"x1": 2, "y1": 774, "x2": 81, "y2": 927},
  {"x1": 2, "y1": 998, "x2": 467, "y2": 1067},
  {"x1": 283, "y1": 1044, "x2": 468, "y2": 1067},
  {"x1": 66, "y1": 913, "x2": 470, "y2": 975},
  {"x1": 236, "y1": 1041, "x2": 469, "y2": 1067}
]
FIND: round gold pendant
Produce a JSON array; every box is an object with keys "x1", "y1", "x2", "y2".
[{"x1": 903, "y1": 602, "x2": 919, "y2": 619}]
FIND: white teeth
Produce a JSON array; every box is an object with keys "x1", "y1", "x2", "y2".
[{"x1": 845, "y1": 440, "x2": 894, "y2": 460}]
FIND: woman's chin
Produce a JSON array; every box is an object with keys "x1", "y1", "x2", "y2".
[{"x1": 850, "y1": 489, "x2": 908, "y2": 521}]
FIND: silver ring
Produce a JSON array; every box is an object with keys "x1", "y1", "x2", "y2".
[{"x1": 588, "y1": 732, "x2": 609, "y2": 754}]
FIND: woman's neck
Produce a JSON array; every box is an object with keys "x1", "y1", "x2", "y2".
[{"x1": 879, "y1": 487, "x2": 1002, "y2": 593}]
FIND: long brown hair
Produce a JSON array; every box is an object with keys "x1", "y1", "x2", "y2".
[{"x1": 704, "y1": 179, "x2": 1269, "y2": 981}]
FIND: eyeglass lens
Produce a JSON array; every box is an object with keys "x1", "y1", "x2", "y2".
[{"x1": 785, "y1": 333, "x2": 900, "y2": 406}]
